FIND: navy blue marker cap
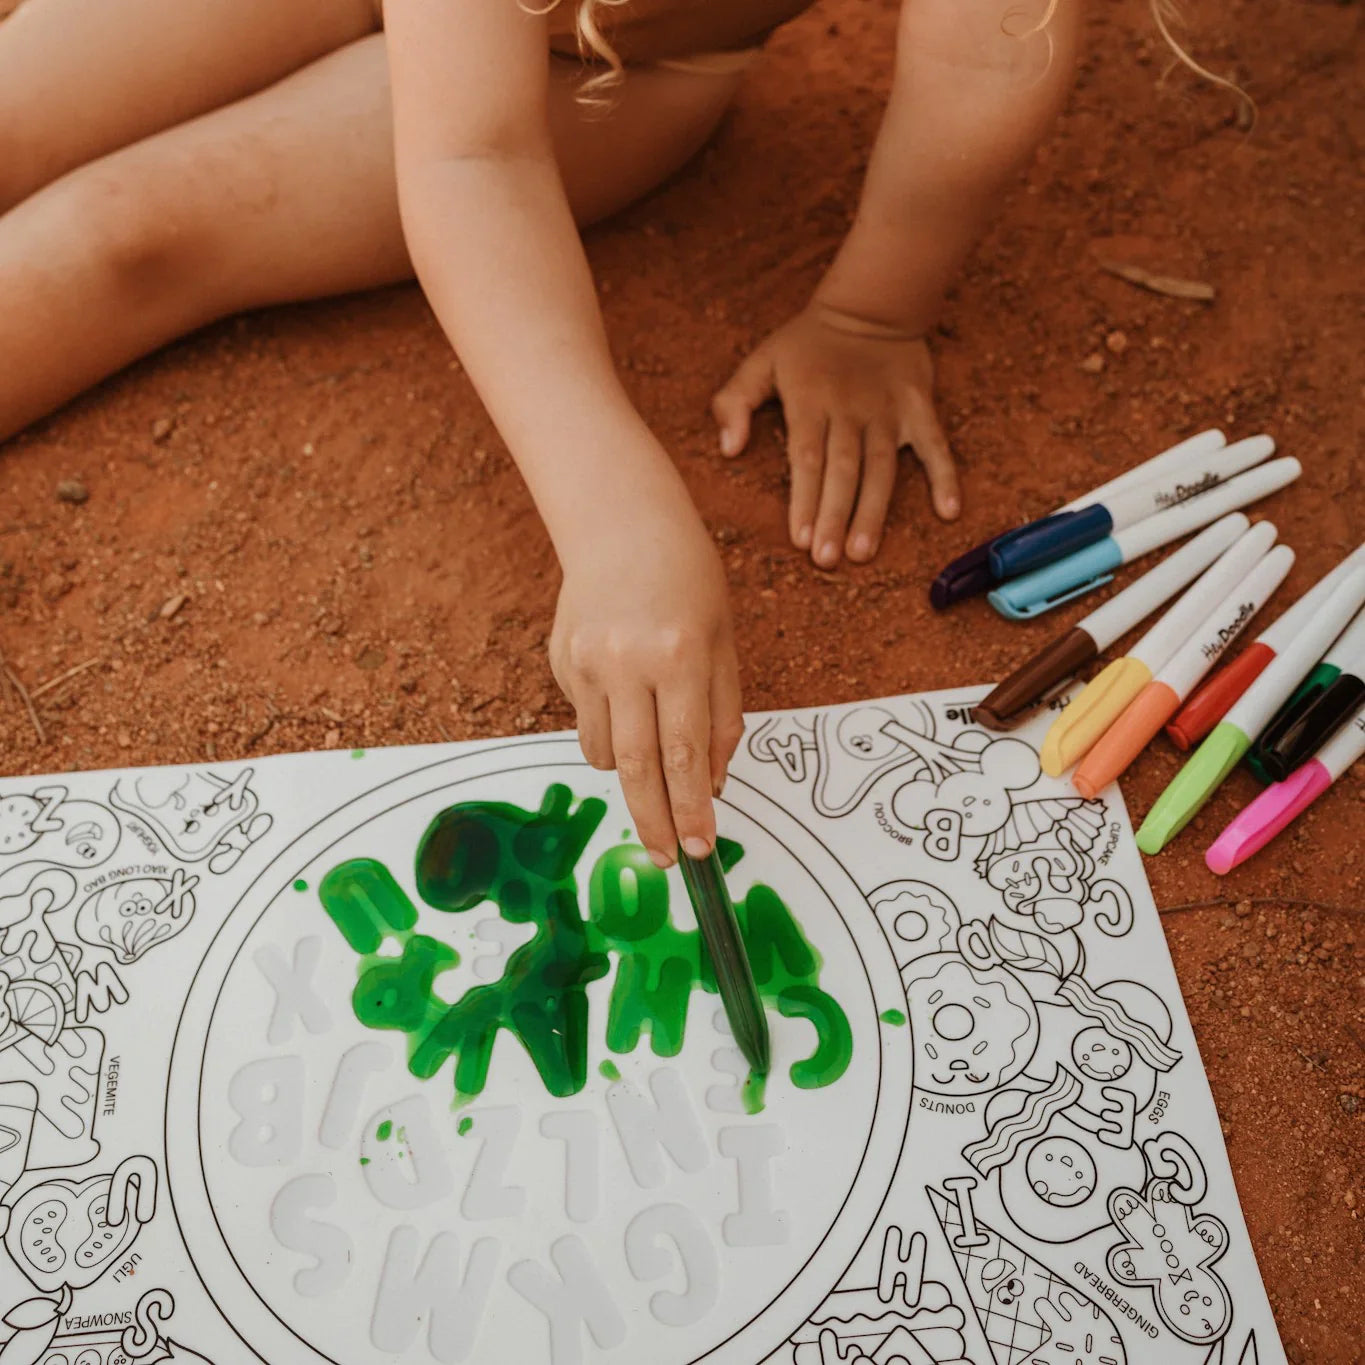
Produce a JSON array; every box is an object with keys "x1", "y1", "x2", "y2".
[
  {"x1": 989, "y1": 506, "x2": 1113, "y2": 582},
  {"x1": 930, "y1": 511, "x2": 1081, "y2": 610}
]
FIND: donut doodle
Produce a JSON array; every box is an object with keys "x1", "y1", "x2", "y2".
[
  {"x1": 0, "y1": 1156, "x2": 157, "y2": 1294},
  {"x1": 927, "y1": 1180, "x2": 1127, "y2": 1365},
  {"x1": 868, "y1": 881, "x2": 961, "y2": 968},
  {"x1": 966, "y1": 1071, "x2": 1148, "y2": 1244},
  {"x1": 902, "y1": 954, "x2": 1038, "y2": 1097},
  {"x1": 74, "y1": 870, "x2": 199, "y2": 966},
  {"x1": 1106, "y1": 1184, "x2": 1232, "y2": 1345}
]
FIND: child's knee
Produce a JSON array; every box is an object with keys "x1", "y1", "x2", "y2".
[{"x1": 55, "y1": 162, "x2": 216, "y2": 307}]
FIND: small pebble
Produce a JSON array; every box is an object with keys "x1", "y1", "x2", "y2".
[
  {"x1": 56, "y1": 479, "x2": 89, "y2": 504},
  {"x1": 1079, "y1": 353, "x2": 1106, "y2": 374},
  {"x1": 160, "y1": 593, "x2": 188, "y2": 619},
  {"x1": 1105, "y1": 329, "x2": 1129, "y2": 354},
  {"x1": 152, "y1": 416, "x2": 175, "y2": 442}
]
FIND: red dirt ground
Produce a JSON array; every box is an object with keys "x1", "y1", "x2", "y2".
[{"x1": 2, "y1": 0, "x2": 1362, "y2": 1357}]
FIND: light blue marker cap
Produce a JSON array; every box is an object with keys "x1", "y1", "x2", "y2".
[{"x1": 988, "y1": 538, "x2": 1124, "y2": 620}]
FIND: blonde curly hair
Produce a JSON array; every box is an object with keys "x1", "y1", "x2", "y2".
[{"x1": 556, "y1": 0, "x2": 1250, "y2": 121}]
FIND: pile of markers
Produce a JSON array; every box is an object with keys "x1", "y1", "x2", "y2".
[{"x1": 935, "y1": 428, "x2": 1365, "y2": 873}]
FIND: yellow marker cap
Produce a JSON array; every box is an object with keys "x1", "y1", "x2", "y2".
[{"x1": 1040, "y1": 656, "x2": 1153, "y2": 777}]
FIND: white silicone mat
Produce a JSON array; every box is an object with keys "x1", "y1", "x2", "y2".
[{"x1": 0, "y1": 687, "x2": 1284, "y2": 1364}]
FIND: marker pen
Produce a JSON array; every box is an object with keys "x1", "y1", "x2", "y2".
[
  {"x1": 1166, "y1": 543, "x2": 1365, "y2": 750},
  {"x1": 1136, "y1": 568, "x2": 1365, "y2": 855},
  {"x1": 1072, "y1": 543, "x2": 1293, "y2": 798},
  {"x1": 1040, "y1": 515, "x2": 1259, "y2": 774},
  {"x1": 1256, "y1": 610, "x2": 1365, "y2": 781},
  {"x1": 989, "y1": 434, "x2": 1275, "y2": 580},
  {"x1": 1206, "y1": 698, "x2": 1365, "y2": 875},
  {"x1": 976, "y1": 514, "x2": 1249, "y2": 731},
  {"x1": 989, "y1": 457, "x2": 1301, "y2": 620},
  {"x1": 929, "y1": 429, "x2": 1227, "y2": 609}
]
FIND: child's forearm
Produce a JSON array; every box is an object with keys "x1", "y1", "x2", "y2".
[
  {"x1": 816, "y1": 0, "x2": 1083, "y2": 336},
  {"x1": 399, "y1": 154, "x2": 696, "y2": 567}
]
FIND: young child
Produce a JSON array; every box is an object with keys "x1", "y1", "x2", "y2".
[{"x1": 0, "y1": 0, "x2": 1211, "y2": 871}]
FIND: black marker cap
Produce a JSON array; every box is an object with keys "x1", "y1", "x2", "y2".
[{"x1": 1261, "y1": 672, "x2": 1365, "y2": 782}]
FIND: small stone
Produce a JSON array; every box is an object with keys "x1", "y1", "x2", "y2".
[
  {"x1": 1345, "y1": 1189, "x2": 1357, "y2": 1209},
  {"x1": 56, "y1": 479, "x2": 89, "y2": 504},
  {"x1": 515, "y1": 710, "x2": 537, "y2": 733},
  {"x1": 1235, "y1": 900, "x2": 1253, "y2": 918},
  {"x1": 324, "y1": 728, "x2": 342, "y2": 748},
  {"x1": 159, "y1": 592, "x2": 188, "y2": 619},
  {"x1": 1339, "y1": 1094, "x2": 1360, "y2": 1115},
  {"x1": 151, "y1": 416, "x2": 175, "y2": 442},
  {"x1": 1079, "y1": 353, "x2": 1106, "y2": 374},
  {"x1": 116, "y1": 731, "x2": 131, "y2": 748},
  {"x1": 1105, "y1": 329, "x2": 1129, "y2": 355},
  {"x1": 355, "y1": 646, "x2": 386, "y2": 671},
  {"x1": 40, "y1": 572, "x2": 70, "y2": 602}
]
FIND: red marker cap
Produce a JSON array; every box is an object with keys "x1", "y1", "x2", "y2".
[{"x1": 1165, "y1": 642, "x2": 1275, "y2": 751}]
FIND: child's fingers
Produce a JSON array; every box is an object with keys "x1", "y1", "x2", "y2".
[
  {"x1": 708, "y1": 640, "x2": 744, "y2": 796},
  {"x1": 846, "y1": 424, "x2": 899, "y2": 562},
  {"x1": 610, "y1": 688, "x2": 676, "y2": 867},
  {"x1": 573, "y1": 689, "x2": 614, "y2": 771},
  {"x1": 656, "y1": 673, "x2": 717, "y2": 859},
  {"x1": 785, "y1": 403, "x2": 827, "y2": 552},
  {"x1": 902, "y1": 396, "x2": 961, "y2": 520},
  {"x1": 711, "y1": 349, "x2": 776, "y2": 458},
  {"x1": 811, "y1": 418, "x2": 863, "y2": 568}
]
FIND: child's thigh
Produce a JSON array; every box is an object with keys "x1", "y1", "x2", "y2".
[
  {"x1": 0, "y1": 0, "x2": 378, "y2": 207},
  {"x1": 550, "y1": 59, "x2": 747, "y2": 226}
]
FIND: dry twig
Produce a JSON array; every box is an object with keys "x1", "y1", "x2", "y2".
[
  {"x1": 1159, "y1": 895, "x2": 1359, "y2": 917},
  {"x1": 1096, "y1": 258, "x2": 1216, "y2": 302},
  {"x1": 29, "y1": 657, "x2": 100, "y2": 701},
  {"x1": 1, "y1": 661, "x2": 46, "y2": 745}
]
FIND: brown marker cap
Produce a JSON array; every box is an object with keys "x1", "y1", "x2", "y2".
[{"x1": 973, "y1": 626, "x2": 1099, "y2": 730}]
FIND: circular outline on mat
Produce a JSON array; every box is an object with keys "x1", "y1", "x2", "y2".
[{"x1": 165, "y1": 736, "x2": 910, "y2": 1365}]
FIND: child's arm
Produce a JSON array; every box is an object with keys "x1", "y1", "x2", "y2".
[
  {"x1": 387, "y1": 1, "x2": 741, "y2": 865},
  {"x1": 714, "y1": 0, "x2": 1083, "y2": 567}
]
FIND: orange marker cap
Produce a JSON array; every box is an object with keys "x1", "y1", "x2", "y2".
[
  {"x1": 1073, "y1": 681, "x2": 1182, "y2": 799},
  {"x1": 1164, "y1": 641, "x2": 1275, "y2": 752}
]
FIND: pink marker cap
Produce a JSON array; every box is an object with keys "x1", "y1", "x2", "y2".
[{"x1": 1205, "y1": 759, "x2": 1333, "y2": 875}]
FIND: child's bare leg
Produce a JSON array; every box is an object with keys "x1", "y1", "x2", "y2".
[
  {"x1": 0, "y1": 39, "x2": 741, "y2": 442},
  {"x1": 0, "y1": 0, "x2": 379, "y2": 210}
]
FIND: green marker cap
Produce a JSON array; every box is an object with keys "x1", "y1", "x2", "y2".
[{"x1": 1136, "y1": 721, "x2": 1250, "y2": 855}]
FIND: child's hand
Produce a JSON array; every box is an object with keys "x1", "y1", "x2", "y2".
[
  {"x1": 550, "y1": 514, "x2": 743, "y2": 869},
  {"x1": 712, "y1": 304, "x2": 961, "y2": 567}
]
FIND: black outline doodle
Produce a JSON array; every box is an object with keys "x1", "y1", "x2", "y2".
[
  {"x1": 1106, "y1": 1138, "x2": 1233, "y2": 1346},
  {"x1": 902, "y1": 953, "x2": 1039, "y2": 1098},
  {"x1": 868, "y1": 882, "x2": 961, "y2": 970},
  {"x1": 110, "y1": 769, "x2": 272, "y2": 874},
  {"x1": 928, "y1": 1178, "x2": 1128, "y2": 1365},
  {"x1": 0, "y1": 790, "x2": 119, "y2": 877},
  {"x1": 74, "y1": 869, "x2": 199, "y2": 966},
  {"x1": 786, "y1": 1226, "x2": 970, "y2": 1364},
  {"x1": 0, "y1": 1153, "x2": 157, "y2": 1294}
]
